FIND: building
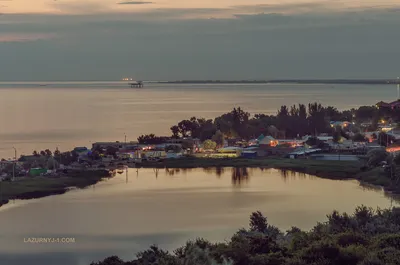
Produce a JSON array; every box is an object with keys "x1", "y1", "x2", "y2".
[
  {"x1": 330, "y1": 121, "x2": 352, "y2": 128},
  {"x1": 166, "y1": 137, "x2": 201, "y2": 149},
  {"x1": 92, "y1": 141, "x2": 139, "y2": 150},
  {"x1": 258, "y1": 136, "x2": 279, "y2": 146},
  {"x1": 302, "y1": 135, "x2": 333, "y2": 142}
]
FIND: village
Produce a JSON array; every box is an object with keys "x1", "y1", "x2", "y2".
[{"x1": 1, "y1": 116, "x2": 399, "y2": 181}]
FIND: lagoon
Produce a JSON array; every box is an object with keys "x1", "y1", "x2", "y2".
[{"x1": 0, "y1": 168, "x2": 398, "y2": 265}]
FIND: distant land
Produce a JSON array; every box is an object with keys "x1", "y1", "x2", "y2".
[{"x1": 157, "y1": 79, "x2": 400, "y2": 85}]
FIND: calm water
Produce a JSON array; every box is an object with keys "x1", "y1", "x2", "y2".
[
  {"x1": 0, "y1": 168, "x2": 398, "y2": 265},
  {"x1": 0, "y1": 82, "x2": 396, "y2": 158}
]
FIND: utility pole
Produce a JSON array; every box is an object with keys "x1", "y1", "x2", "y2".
[
  {"x1": 12, "y1": 147, "x2": 17, "y2": 181},
  {"x1": 124, "y1": 133, "x2": 127, "y2": 144},
  {"x1": 397, "y1": 77, "x2": 399, "y2": 100},
  {"x1": 12, "y1": 147, "x2": 17, "y2": 160}
]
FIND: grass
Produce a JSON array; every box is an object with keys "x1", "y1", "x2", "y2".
[{"x1": 0, "y1": 170, "x2": 111, "y2": 207}]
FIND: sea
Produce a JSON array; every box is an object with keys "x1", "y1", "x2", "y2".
[
  {"x1": 0, "y1": 82, "x2": 399, "y2": 265},
  {"x1": 0, "y1": 82, "x2": 396, "y2": 159}
]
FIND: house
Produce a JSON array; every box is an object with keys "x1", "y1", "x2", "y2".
[
  {"x1": 258, "y1": 145, "x2": 296, "y2": 156},
  {"x1": 92, "y1": 141, "x2": 139, "y2": 150},
  {"x1": 330, "y1": 121, "x2": 352, "y2": 128},
  {"x1": 259, "y1": 136, "x2": 279, "y2": 146},
  {"x1": 240, "y1": 151, "x2": 258, "y2": 159},
  {"x1": 142, "y1": 150, "x2": 167, "y2": 159},
  {"x1": 302, "y1": 135, "x2": 333, "y2": 142},
  {"x1": 166, "y1": 137, "x2": 201, "y2": 148}
]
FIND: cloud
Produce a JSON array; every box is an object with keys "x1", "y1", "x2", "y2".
[
  {"x1": 1, "y1": 7, "x2": 400, "y2": 81},
  {"x1": 117, "y1": 1, "x2": 154, "y2": 5},
  {"x1": 50, "y1": 1, "x2": 108, "y2": 14}
]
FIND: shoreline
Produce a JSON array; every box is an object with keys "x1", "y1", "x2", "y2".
[
  {"x1": 138, "y1": 157, "x2": 398, "y2": 193},
  {"x1": 157, "y1": 79, "x2": 400, "y2": 85},
  {"x1": 0, "y1": 169, "x2": 111, "y2": 208},
  {"x1": 1, "y1": 157, "x2": 398, "y2": 208}
]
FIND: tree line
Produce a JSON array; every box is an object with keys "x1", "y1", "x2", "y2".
[
  {"x1": 138, "y1": 102, "x2": 400, "y2": 145},
  {"x1": 91, "y1": 206, "x2": 400, "y2": 265}
]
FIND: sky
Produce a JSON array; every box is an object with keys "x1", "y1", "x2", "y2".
[{"x1": 1, "y1": 0, "x2": 400, "y2": 81}]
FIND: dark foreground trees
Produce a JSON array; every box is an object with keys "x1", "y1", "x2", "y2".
[{"x1": 91, "y1": 206, "x2": 400, "y2": 265}]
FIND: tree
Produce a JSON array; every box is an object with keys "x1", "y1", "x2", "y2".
[
  {"x1": 325, "y1": 106, "x2": 342, "y2": 121},
  {"x1": 54, "y1": 148, "x2": 61, "y2": 156},
  {"x1": 32, "y1": 150, "x2": 39, "y2": 156},
  {"x1": 249, "y1": 211, "x2": 268, "y2": 233},
  {"x1": 91, "y1": 206, "x2": 400, "y2": 265},
  {"x1": 355, "y1": 106, "x2": 379, "y2": 122},
  {"x1": 203, "y1": 140, "x2": 217, "y2": 150},
  {"x1": 137, "y1": 134, "x2": 167, "y2": 144},
  {"x1": 366, "y1": 149, "x2": 388, "y2": 167},
  {"x1": 308, "y1": 102, "x2": 329, "y2": 135},
  {"x1": 44, "y1": 149, "x2": 52, "y2": 157},
  {"x1": 40, "y1": 150, "x2": 46, "y2": 156},
  {"x1": 212, "y1": 130, "x2": 225, "y2": 147},
  {"x1": 170, "y1": 125, "x2": 180, "y2": 138}
]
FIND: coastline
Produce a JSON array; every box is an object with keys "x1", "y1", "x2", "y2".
[{"x1": 157, "y1": 79, "x2": 400, "y2": 85}]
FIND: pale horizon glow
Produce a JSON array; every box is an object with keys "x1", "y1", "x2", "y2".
[{"x1": 2, "y1": 0, "x2": 400, "y2": 15}]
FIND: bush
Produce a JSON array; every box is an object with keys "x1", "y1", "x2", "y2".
[
  {"x1": 203, "y1": 140, "x2": 217, "y2": 150},
  {"x1": 91, "y1": 207, "x2": 400, "y2": 265}
]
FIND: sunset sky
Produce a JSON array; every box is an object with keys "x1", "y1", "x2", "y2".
[{"x1": 1, "y1": 0, "x2": 400, "y2": 80}]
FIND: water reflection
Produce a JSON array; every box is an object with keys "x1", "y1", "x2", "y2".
[
  {"x1": 279, "y1": 169, "x2": 313, "y2": 182},
  {"x1": 165, "y1": 168, "x2": 192, "y2": 176},
  {"x1": 129, "y1": 167, "x2": 400, "y2": 203},
  {"x1": 231, "y1": 167, "x2": 250, "y2": 186}
]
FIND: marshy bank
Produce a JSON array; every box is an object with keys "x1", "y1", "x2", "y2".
[{"x1": 0, "y1": 169, "x2": 112, "y2": 207}]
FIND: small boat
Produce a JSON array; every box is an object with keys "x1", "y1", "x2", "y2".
[{"x1": 129, "y1": 81, "x2": 144, "y2": 88}]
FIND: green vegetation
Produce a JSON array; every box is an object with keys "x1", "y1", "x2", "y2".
[
  {"x1": 139, "y1": 103, "x2": 400, "y2": 143},
  {"x1": 91, "y1": 206, "x2": 400, "y2": 265},
  {"x1": 203, "y1": 140, "x2": 217, "y2": 150},
  {"x1": 0, "y1": 170, "x2": 111, "y2": 207}
]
